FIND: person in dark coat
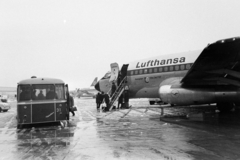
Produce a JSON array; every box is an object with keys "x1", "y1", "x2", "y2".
[
  {"x1": 96, "y1": 92, "x2": 101, "y2": 109},
  {"x1": 117, "y1": 72, "x2": 122, "y2": 86},
  {"x1": 69, "y1": 95, "x2": 75, "y2": 116},
  {"x1": 104, "y1": 93, "x2": 110, "y2": 111},
  {"x1": 123, "y1": 90, "x2": 129, "y2": 109},
  {"x1": 100, "y1": 92, "x2": 104, "y2": 103},
  {"x1": 46, "y1": 87, "x2": 58, "y2": 99},
  {"x1": 118, "y1": 93, "x2": 123, "y2": 109},
  {"x1": 37, "y1": 90, "x2": 45, "y2": 100}
]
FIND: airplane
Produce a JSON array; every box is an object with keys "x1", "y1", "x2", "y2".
[
  {"x1": 75, "y1": 77, "x2": 99, "y2": 98},
  {"x1": 95, "y1": 37, "x2": 240, "y2": 112}
]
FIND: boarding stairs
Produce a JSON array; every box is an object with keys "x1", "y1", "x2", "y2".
[{"x1": 109, "y1": 77, "x2": 126, "y2": 111}]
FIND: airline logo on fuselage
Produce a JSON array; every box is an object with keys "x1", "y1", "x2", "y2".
[{"x1": 136, "y1": 57, "x2": 186, "y2": 68}]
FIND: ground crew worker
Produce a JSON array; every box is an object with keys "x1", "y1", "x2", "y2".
[
  {"x1": 104, "y1": 93, "x2": 110, "y2": 112},
  {"x1": 100, "y1": 92, "x2": 104, "y2": 105},
  {"x1": 118, "y1": 93, "x2": 123, "y2": 109},
  {"x1": 124, "y1": 90, "x2": 129, "y2": 109},
  {"x1": 96, "y1": 92, "x2": 101, "y2": 109},
  {"x1": 69, "y1": 94, "x2": 75, "y2": 116}
]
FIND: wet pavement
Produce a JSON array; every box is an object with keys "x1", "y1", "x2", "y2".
[{"x1": 1, "y1": 99, "x2": 240, "y2": 160}]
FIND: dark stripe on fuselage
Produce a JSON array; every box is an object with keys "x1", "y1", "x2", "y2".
[{"x1": 127, "y1": 63, "x2": 193, "y2": 76}]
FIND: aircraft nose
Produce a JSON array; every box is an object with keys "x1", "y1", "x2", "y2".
[{"x1": 95, "y1": 82, "x2": 100, "y2": 91}]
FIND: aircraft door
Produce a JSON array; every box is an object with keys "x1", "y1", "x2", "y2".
[
  {"x1": 109, "y1": 63, "x2": 119, "y2": 83},
  {"x1": 120, "y1": 64, "x2": 129, "y2": 78},
  {"x1": 120, "y1": 64, "x2": 129, "y2": 86}
]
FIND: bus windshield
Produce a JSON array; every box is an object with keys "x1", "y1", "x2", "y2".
[{"x1": 18, "y1": 84, "x2": 65, "y2": 101}]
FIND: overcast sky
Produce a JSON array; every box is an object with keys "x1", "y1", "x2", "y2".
[{"x1": 1, "y1": 0, "x2": 240, "y2": 90}]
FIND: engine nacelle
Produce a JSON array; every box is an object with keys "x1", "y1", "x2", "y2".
[{"x1": 159, "y1": 85, "x2": 240, "y2": 105}]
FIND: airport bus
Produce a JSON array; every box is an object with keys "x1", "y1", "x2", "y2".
[{"x1": 17, "y1": 77, "x2": 70, "y2": 128}]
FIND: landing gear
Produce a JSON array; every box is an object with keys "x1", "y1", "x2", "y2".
[
  {"x1": 217, "y1": 102, "x2": 234, "y2": 113},
  {"x1": 149, "y1": 101, "x2": 155, "y2": 105}
]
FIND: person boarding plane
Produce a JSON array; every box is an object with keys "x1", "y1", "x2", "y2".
[{"x1": 95, "y1": 37, "x2": 240, "y2": 112}]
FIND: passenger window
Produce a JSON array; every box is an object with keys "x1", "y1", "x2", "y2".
[
  {"x1": 159, "y1": 67, "x2": 162, "y2": 72},
  {"x1": 55, "y1": 84, "x2": 65, "y2": 99},
  {"x1": 164, "y1": 67, "x2": 168, "y2": 72},
  {"x1": 32, "y1": 84, "x2": 57, "y2": 100},
  {"x1": 131, "y1": 71, "x2": 134, "y2": 75},
  {"x1": 19, "y1": 85, "x2": 31, "y2": 101},
  {"x1": 175, "y1": 65, "x2": 179, "y2": 71},
  {"x1": 144, "y1": 69, "x2": 148, "y2": 74},
  {"x1": 154, "y1": 68, "x2": 157, "y2": 73},
  {"x1": 135, "y1": 70, "x2": 138, "y2": 75},
  {"x1": 186, "y1": 64, "x2": 191, "y2": 70},
  {"x1": 180, "y1": 65, "x2": 185, "y2": 70},
  {"x1": 169, "y1": 66, "x2": 173, "y2": 71},
  {"x1": 139, "y1": 70, "x2": 143, "y2": 74},
  {"x1": 149, "y1": 68, "x2": 152, "y2": 73}
]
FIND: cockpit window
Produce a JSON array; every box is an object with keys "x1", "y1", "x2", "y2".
[{"x1": 102, "y1": 71, "x2": 111, "y2": 79}]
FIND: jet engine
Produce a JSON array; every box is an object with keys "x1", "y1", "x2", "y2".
[{"x1": 159, "y1": 85, "x2": 240, "y2": 105}]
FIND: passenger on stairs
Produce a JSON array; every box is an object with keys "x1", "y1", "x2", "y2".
[
  {"x1": 117, "y1": 72, "x2": 122, "y2": 86},
  {"x1": 111, "y1": 82, "x2": 117, "y2": 97}
]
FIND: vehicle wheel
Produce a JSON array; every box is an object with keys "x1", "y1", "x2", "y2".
[
  {"x1": 0, "y1": 107, "x2": 2, "y2": 112},
  {"x1": 149, "y1": 101, "x2": 155, "y2": 105},
  {"x1": 17, "y1": 124, "x2": 22, "y2": 129},
  {"x1": 217, "y1": 102, "x2": 234, "y2": 113}
]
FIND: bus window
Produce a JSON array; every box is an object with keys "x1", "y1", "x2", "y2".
[
  {"x1": 135, "y1": 70, "x2": 138, "y2": 75},
  {"x1": 55, "y1": 84, "x2": 65, "y2": 99},
  {"x1": 19, "y1": 85, "x2": 31, "y2": 101},
  {"x1": 46, "y1": 85, "x2": 58, "y2": 99},
  {"x1": 32, "y1": 84, "x2": 57, "y2": 100},
  {"x1": 139, "y1": 70, "x2": 143, "y2": 74},
  {"x1": 169, "y1": 66, "x2": 173, "y2": 71}
]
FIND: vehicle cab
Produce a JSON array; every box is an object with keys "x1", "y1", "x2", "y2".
[{"x1": 17, "y1": 77, "x2": 70, "y2": 127}]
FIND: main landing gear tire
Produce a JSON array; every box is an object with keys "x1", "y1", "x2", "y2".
[
  {"x1": 217, "y1": 102, "x2": 234, "y2": 113},
  {"x1": 149, "y1": 101, "x2": 155, "y2": 105}
]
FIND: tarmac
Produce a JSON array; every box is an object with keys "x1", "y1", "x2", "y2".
[{"x1": 0, "y1": 98, "x2": 240, "y2": 160}]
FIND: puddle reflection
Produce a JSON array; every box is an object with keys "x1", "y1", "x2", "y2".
[{"x1": 17, "y1": 123, "x2": 74, "y2": 151}]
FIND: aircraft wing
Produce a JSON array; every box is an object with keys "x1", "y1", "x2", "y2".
[{"x1": 181, "y1": 37, "x2": 240, "y2": 86}]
